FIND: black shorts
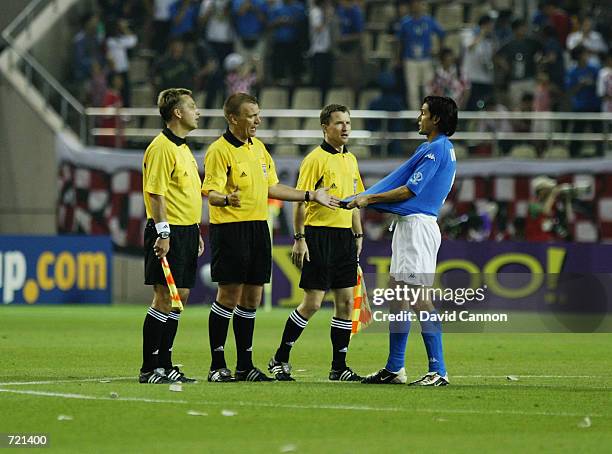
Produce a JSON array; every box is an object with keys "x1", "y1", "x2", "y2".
[
  {"x1": 300, "y1": 226, "x2": 357, "y2": 291},
  {"x1": 210, "y1": 221, "x2": 271, "y2": 285},
  {"x1": 144, "y1": 219, "x2": 199, "y2": 288}
]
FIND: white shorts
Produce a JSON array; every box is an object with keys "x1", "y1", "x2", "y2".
[{"x1": 390, "y1": 214, "x2": 441, "y2": 287}]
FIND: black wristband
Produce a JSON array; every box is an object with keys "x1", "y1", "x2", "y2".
[
  {"x1": 224, "y1": 195, "x2": 229, "y2": 206},
  {"x1": 304, "y1": 190, "x2": 310, "y2": 202},
  {"x1": 353, "y1": 233, "x2": 364, "y2": 239}
]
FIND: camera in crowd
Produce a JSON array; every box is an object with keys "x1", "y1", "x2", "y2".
[{"x1": 557, "y1": 182, "x2": 593, "y2": 198}]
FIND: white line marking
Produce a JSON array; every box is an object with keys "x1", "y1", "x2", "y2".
[
  {"x1": 0, "y1": 388, "x2": 187, "y2": 404},
  {"x1": 0, "y1": 377, "x2": 135, "y2": 386},
  {"x1": 0, "y1": 388, "x2": 605, "y2": 418},
  {"x1": 453, "y1": 375, "x2": 608, "y2": 379}
]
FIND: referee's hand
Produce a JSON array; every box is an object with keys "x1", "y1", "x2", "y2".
[
  {"x1": 313, "y1": 187, "x2": 340, "y2": 209},
  {"x1": 227, "y1": 189, "x2": 241, "y2": 207},
  {"x1": 154, "y1": 237, "x2": 170, "y2": 258},
  {"x1": 291, "y1": 239, "x2": 309, "y2": 269}
]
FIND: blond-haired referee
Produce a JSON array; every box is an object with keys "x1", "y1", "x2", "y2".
[
  {"x1": 140, "y1": 88, "x2": 204, "y2": 384},
  {"x1": 202, "y1": 93, "x2": 339, "y2": 382},
  {"x1": 268, "y1": 104, "x2": 365, "y2": 382}
]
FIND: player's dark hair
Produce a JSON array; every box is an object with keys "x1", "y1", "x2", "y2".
[
  {"x1": 320, "y1": 104, "x2": 350, "y2": 125},
  {"x1": 223, "y1": 92, "x2": 259, "y2": 120},
  {"x1": 423, "y1": 96, "x2": 458, "y2": 136},
  {"x1": 157, "y1": 88, "x2": 193, "y2": 122}
]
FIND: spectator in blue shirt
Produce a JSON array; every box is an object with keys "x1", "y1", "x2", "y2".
[
  {"x1": 268, "y1": 0, "x2": 306, "y2": 85},
  {"x1": 366, "y1": 72, "x2": 407, "y2": 156},
  {"x1": 566, "y1": 46, "x2": 602, "y2": 157},
  {"x1": 169, "y1": 0, "x2": 200, "y2": 41},
  {"x1": 397, "y1": 0, "x2": 445, "y2": 109},
  {"x1": 335, "y1": 0, "x2": 365, "y2": 93},
  {"x1": 232, "y1": 0, "x2": 268, "y2": 78}
]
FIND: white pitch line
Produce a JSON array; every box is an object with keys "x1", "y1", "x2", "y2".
[
  {"x1": 452, "y1": 375, "x2": 607, "y2": 379},
  {"x1": 0, "y1": 388, "x2": 605, "y2": 418},
  {"x1": 0, "y1": 377, "x2": 136, "y2": 386},
  {"x1": 0, "y1": 388, "x2": 188, "y2": 404}
]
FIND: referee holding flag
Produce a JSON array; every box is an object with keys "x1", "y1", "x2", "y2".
[{"x1": 139, "y1": 88, "x2": 204, "y2": 384}]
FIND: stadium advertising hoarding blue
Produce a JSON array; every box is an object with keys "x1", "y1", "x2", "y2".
[
  {"x1": 0, "y1": 236, "x2": 112, "y2": 305},
  {"x1": 192, "y1": 239, "x2": 612, "y2": 315}
]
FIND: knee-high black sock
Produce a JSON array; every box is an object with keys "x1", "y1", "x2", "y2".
[
  {"x1": 158, "y1": 310, "x2": 180, "y2": 370},
  {"x1": 233, "y1": 305, "x2": 257, "y2": 371},
  {"x1": 275, "y1": 309, "x2": 309, "y2": 362},
  {"x1": 330, "y1": 317, "x2": 352, "y2": 370},
  {"x1": 209, "y1": 301, "x2": 233, "y2": 370},
  {"x1": 141, "y1": 307, "x2": 168, "y2": 373}
]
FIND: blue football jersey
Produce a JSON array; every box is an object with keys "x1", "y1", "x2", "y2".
[{"x1": 360, "y1": 134, "x2": 456, "y2": 217}]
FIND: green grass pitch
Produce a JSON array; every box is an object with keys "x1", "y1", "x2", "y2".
[{"x1": 1, "y1": 305, "x2": 610, "y2": 453}]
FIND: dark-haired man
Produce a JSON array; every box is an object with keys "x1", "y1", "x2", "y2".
[
  {"x1": 202, "y1": 92, "x2": 339, "y2": 382},
  {"x1": 348, "y1": 96, "x2": 458, "y2": 386},
  {"x1": 140, "y1": 88, "x2": 204, "y2": 384},
  {"x1": 268, "y1": 104, "x2": 364, "y2": 382}
]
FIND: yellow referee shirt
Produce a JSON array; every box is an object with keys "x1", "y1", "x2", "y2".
[
  {"x1": 143, "y1": 128, "x2": 202, "y2": 225},
  {"x1": 202, "y1": 130, "x2": 279, "y2": 224},
  {"x1": 297, "y1": 141, "x2": 364, "y2": 228}
]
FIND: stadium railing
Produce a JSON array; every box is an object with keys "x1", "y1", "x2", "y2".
[
  {"x1": 86, "y1": 108, "x2": 612, "y2": 156},
  {"x1": 1, "y1": 0, "x2": 86, "y2": 141}
]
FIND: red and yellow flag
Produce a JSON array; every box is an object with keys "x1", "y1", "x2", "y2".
[
  {"x1": 351, "y1": 265, "x2": 372, "y2": 337},
  {"x1": 160, "y1": 257, "x2": 183, "y2": 311}
]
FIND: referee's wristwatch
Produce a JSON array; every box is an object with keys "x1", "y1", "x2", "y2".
[
  {"x1": 293, "y1": 233, "x2": 305, "y2": 240},
  {"x1": 158, "y1": 231, "x2": 170, "y2": 239}
]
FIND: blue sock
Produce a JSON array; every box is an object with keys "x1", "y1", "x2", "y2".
[
  {"x1": 385, "y1": 318, "x2": 410, "y2": 373},
  {"x1": 420, "y1": 311, "x2": 446, "y2": 376}
]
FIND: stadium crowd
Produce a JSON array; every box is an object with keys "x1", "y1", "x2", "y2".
[{"x1": 71, "y1": 0, "x2": 610, "y2": 119}]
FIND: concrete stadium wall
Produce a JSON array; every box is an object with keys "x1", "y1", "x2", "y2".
[{"x1": 0, "y1": 79, "x2": 57, "y2": 234}]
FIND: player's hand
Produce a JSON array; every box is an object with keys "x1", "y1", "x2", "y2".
[
  {"x1": 227, "y1": 189, "x2": 241, "y2": 207},
  {"x1": 198, "y1": 235, "x2": 205, "y2": 257},
  {"x1": 347, "y1": 194, "x2": 371, "y2": 209},
  {"x1": 313, "y1": 187, "x2": 340, "y2": 208},
  {"x1": 154, "y1": 237, "x2": 170, "y2": 258},
  {"x1": 291, "y1": 238, "x2": 309, "y2": 269}
]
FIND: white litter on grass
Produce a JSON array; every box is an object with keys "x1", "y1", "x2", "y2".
[
  {"x1": 169, "y1": 384, "x2": 183, "y2": 392},
  {"x1": 109, "y1": 392, "x2": 119, "y2": 399},
  {"x1": 578, "y1": 416, "x2": 592, "y2": 428},
  {"x1": 221, "y1": 409, "x2": 237, "y2": 417},
  {"x1": 279, "y1": 444, "x2": 297, "y2": 453},
  {"x1": 506, "y1": 375, "x2": 519, "y2": 381},
  {"x1": 99, "y1": 379, "x2": 111, "y2": 383},
  {"x1": 187, "y1": 410, "x2": 208, "y2": 416},
  {"x1": 57, "y1": 415, "x2": 73, "y2": 421},
  {"x1": 296, "y1": 369, "x2": 307, "y2": 372},
  {"x1": 435, "y1": 417, "x2": 449, "y2": 422}
]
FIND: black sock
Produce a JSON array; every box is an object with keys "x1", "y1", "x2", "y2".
[
  {"x1": 330, "y1": 317, "x2": 352, "y2": 371},
  {"x1": 209, "y1": 301, "x2": 233, "y2": 370},
  {"x1": 141, "y1": 307, "x2": 168, "y2": 373},
  {"x1": 233, "y1": 305, "x2": 257, "y2": 371},
  {"x1": 275, "y1": 309, "x2": 309, "y2": 362},
  {"x1": 158, "y1": 310, "x2": 180, "y2": 370}
]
